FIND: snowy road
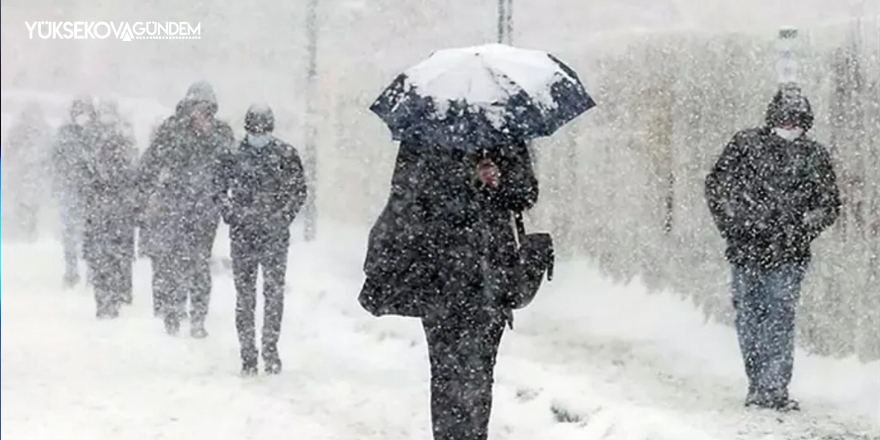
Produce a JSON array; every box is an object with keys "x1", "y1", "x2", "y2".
[{"x1": 2, "y1": 225, "x2": 878, "y2": 440}]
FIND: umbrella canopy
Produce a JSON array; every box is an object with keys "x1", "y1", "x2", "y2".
[{"x1": 370, "y1": 43, "x2": 596, "y2": 152}]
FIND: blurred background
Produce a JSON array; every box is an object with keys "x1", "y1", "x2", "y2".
[{"x1": 1, "y1": 0, "x2": 878, "y2": 361}]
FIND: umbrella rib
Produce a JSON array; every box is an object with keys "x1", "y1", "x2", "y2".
[{"x1": 479, "y1": 56, "x2": 514, "y2": 104}]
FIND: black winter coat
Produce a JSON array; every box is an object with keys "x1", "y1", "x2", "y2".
[
  {"x1": 360, "y1": 142, "x2": 538, "y2": 318},
  {"x1": 705, "y1": 127, "x2": 841, "y2": 269},
  {"x1": 81, "y1": 123, "x2": 137, "y2": 263},
  {"x1": 136, "y1": 103, "x2": 234, "y2": 255},
  {"x1": 215, "y1": 136, "x2": 307, "y2": 238}
]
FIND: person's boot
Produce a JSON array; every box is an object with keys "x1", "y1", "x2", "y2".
[
  {"x1": 241, "y1": 346, "x2": 258, "y2": 376},
  {"x1": 96, "y1": 303, "x2": 119, "y2": 319},
  {"x1": 744, "y1": 385, "x2": 760, "y2": 407},
  {"x1": 63, "y1": 272, "x2": 80, "y2": 289},
  {"x1": 772, "y1": 398, "x2": 800, "y2": 412},
  {"x1": 164, "y1": 312, "x2": 180, "y2": 336},
  {"x1": 190, "y1": 318, "x2": 208, "y2": 339},
  {"x1": 262, "y1": 345, "x2": 282, "y2": 375},
  {"x1": 745, "y1": 385, "x2": 775, "y2": 408},
  {"x1": 767, "y1": 389, "x2": 800, "y2": 412}
]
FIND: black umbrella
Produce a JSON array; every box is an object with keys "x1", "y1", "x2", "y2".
[{"x1": 370, "y1": 43, "x2": 596, "y2": 152}]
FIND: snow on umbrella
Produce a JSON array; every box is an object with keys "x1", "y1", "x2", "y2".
[{"x1": 370, "y1": 43, "x2": 596, "y2": 152}]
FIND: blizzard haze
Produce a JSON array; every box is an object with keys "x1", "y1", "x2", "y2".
[{"x1": 2, "y1": 1, "x2": 879, "y2": 440}]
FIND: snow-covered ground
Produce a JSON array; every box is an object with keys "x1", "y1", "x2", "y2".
[{"x1": 2, "y1": 222, "x2": 878, "y2": 440}]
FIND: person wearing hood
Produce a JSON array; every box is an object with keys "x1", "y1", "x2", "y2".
[
  {"x1": 81, "y1": 98, "x2": 138, "y2": 318},
  {"x1": 705, "y1": 83, "x2": 841, "y2": 411},
  {"x1": 136, "y1": 81, "x2": 234, "y2": 337},
  {"x1": 52, "y1": 97, "x2": 99, "y2": 288},
  {"x1": 215, "y1": 103, "x2": 306, "y2": 375},
  {"x1": 2, "y1": 101, "x2": 52, "y2": 241}
]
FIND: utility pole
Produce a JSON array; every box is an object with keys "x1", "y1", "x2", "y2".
[
  {"x1": 497, "y1": 0, "x2": 513, "y2": 44},
  {"x1": 303, "y1": 0, "x2": 319, "y2": 241}
]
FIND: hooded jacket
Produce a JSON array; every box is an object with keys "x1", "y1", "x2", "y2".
[
  {"x1": 705, "y1": 87, "x2": 841, "y2": 269},
  {"x1": 136, "y1": 81, "x2": 234, "y2": 252}
]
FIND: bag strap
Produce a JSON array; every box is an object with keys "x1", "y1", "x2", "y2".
[{"x1": 513, "y1": 211, "x2": 526, "y2": 240}]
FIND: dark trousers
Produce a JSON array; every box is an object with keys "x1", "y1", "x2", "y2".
[
  {"x1": 150, "y1": 257, "x2": 163, "y2": 315},
  {"x1": 231, "y1": 228, "x2": 289, "y2": 362},
  {"x1": 12, "y1": 201, "x2": 39, "y2": 241},
  {"x1": 87, "y1": 253, "x2": 132, "y2": 315},
  {"x1": 154, "y1": 235, "x2": 215, "y2": 325},
  {"x1": 422, "y1": 310, "x2": 505, "y2": 440},
  {"x1": 59, "y1": 193, "x2": 82, "y2": 279},
  {"x1": 731, "y1": 262, "x2": 806, "y2": 398}
]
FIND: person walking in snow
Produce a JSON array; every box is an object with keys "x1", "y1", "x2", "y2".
[
  {"x1": 215, "y1": 104, "x2": 306, "y2": 375},
  {"x1": 2, "y1": 102, "x2": 52, "y2": 242},
  {"x1": 81, "y1": 99, "x2": 138, "y2": 318},
  {"x1": 705, "y1": 83, "x2": 841, "y2": 411},
  {"x1": 136, "y1": 81, "x2": 234, "y2": 337},
  {"x1": 359, "y1": 141, "x2": 538, "y2": 440},
  {"x1": 138, "y1": 121, "x2": 165, "y2": 316},
  {"x1": 52, "y1": 97, "x2": 99, "y2": 288}
]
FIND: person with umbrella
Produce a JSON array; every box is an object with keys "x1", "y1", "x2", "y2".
[{"x1": 360, "y1": 44, "x2": 594, "y2": 440}]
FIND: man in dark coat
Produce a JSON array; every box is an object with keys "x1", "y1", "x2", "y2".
[
  {"x1": 138, "y1": 122, "x2": 167, "y2": 317},
  {"x1": 705, "y1": 83, "x2": 841, "y2": 411},
  {"x1": 81, "y1": 98, "x2": 137, "y2": 318},
  {"x1": 2, "y1": 102, "x2": 52, "y2": 242},
  {"x1": 52, "y1": 97, "x2": 98, "y2": 288},
  {"x1": 136, "y1": 81, "x2": 234, "y2": 337},
  {"x1": 215, "y1": 103, "x2": 307, "y2": 376},
  {"x1": 360, "y1": 141, "x2": 538, "y2": 440}
]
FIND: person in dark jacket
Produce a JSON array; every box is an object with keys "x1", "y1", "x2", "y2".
[
  {"x1": 139, "y1": 122, "x2": 164, "y2": 316},
  {"x1": 136, "y1": 81, "x2": 234, "y2": 337},
  {"x1": 82, "y1": 98, "x2": 138, "y2": 318},
  {"x1": 359, "y1": 141, "x2": 538, "y2": 440},
  {"x1": 2, "y1": 102, "x2": 52, "y2": 242},
  {"x1": 216, "y1": 103, "x2": 306, "y2": 376},
  {"x1": 52, "y1": 97, "x2": 98, "y2": 288},
  {"x1": 705, "y1": 83, "x2": 841, "y2": 412}
]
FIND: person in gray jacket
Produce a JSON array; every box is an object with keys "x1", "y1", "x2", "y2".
[{"x1": 136, "y1": 81, "x2": 234, "y2": 337}]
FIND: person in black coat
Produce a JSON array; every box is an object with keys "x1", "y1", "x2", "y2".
[
  {"x1": 215, "y1": 103, "x2": 306, "y2": 375},
  {"x1": 2, "y1": 102, "x2": 52, "y2": 242},
  {"x1": 136, "y1": 81, "x2": 235, "y2": 337},
  {"x1": 81, "y1": 99, "x2": 138, "y2": 318},
  {"x1": 359, "y1": 140, "x2": 538, "y2": 440},
  {"x1": 705, "y1": 83, "x2": 841, "y2": 411},
  {"x1": 52, "y1": 97, "x2": 98, "y2": 288}
]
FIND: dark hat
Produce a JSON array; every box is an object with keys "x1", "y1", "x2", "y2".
[
  {"x1": 765, "y1": 83, "x2": 814, "y2": 130},
  {"x1": 244, "y1": 102, "x2": 274, "y2": 134},
  {"x1": 70, "y1": 96, "x2": 96, "y2": 121}
]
